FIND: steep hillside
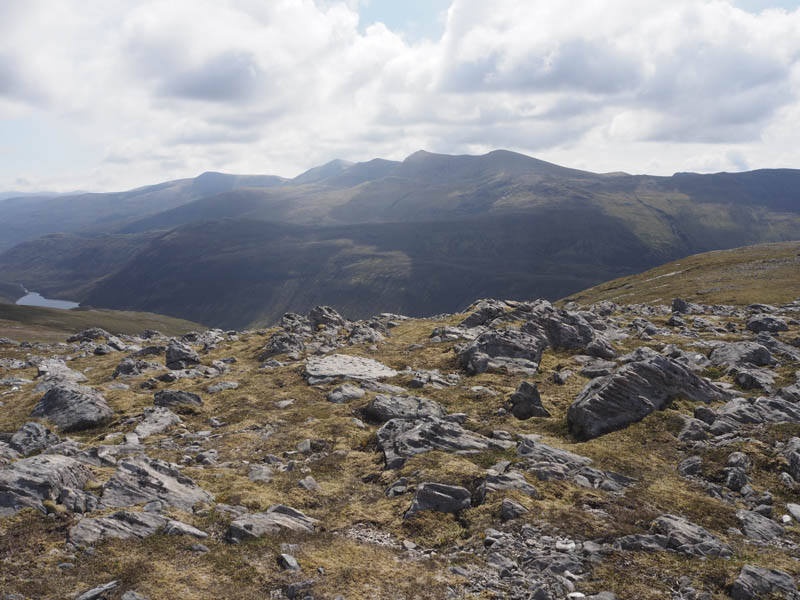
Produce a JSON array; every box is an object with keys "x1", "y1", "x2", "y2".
[
  {"x1": 565, "y1": 241, "x2": 800, "y2": 307},
  {"x1": 0, "y1": 290, "x2": 799, "y2": 599},
  {"x1": 0, "y1": 172, "x2": 286, "y2": 252}
]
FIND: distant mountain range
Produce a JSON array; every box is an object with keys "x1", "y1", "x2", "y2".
[{"x1": 0, "y1": 149, "x2": 798, "y2": 328}]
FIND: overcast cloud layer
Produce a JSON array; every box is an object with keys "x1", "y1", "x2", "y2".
[{"x1": 2, "y1": 0, "x2": 800, "y2": 191}]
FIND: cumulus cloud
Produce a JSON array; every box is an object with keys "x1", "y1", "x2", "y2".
[{"x1": 0, "y1": 0, "x2": 799, "y2": 191}]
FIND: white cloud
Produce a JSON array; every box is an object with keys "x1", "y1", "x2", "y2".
[{"x1": 0, "y1": 0, "x2": 799, "y2": 191}]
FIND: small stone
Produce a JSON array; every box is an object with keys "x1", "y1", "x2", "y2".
[{"x1": 278, "y1": 553, "x2": 301, "y2": 571}]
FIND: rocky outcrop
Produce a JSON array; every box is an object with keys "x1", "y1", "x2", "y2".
[
  {"x1": 376, "y1": 417, "x2": 513, "y2": 469},
  {"x1": 516, "y1": 437, "x2": 634, "y2": 492},
  {"x1": 133, "y1": 407, "x2": 182, "y2": 439},
  {"x1": 113, "y1": 358, "x2": 162, "y2": 379},
  {"x1": 165, "y1": 339, "x2": 200, "y2": 370},
  {"x1": 69, "y1": 511, "x2": 207, "y2": 546},
  {"x1": 9, "y1": 422, "x2": 61, "y2": 456},
  {"x1": 731, "y1": 565, "x2": 797, "y2": 600},
  {"x1": 226, "y1": 505, "x2": 318, "y2": 542},
  {"x1": 708, "y1": 341, "x2": 776, "y2": 370},
  {"x1": 404, "y1": 483, "x2": 471, "y2": 519},
  {"x1": 457, "y1": 329, "x2": 546, "y2": 375},
  {"x1": 508, "y1": 381, "x2": 550, "y2": 419},
  {"x1": 707, "y1": 397, "x2": 800, "y2": 435},
  {"x1": 567, "y1": 355, "x2": 730, "y2": 440},
  {"x1": 616, "y1": 514, "x2": 732, "y2": 558},
  {"x1": 363, "y1": 395, "x2": 446, "y2": 423},
  {"x1": 30, "y1": 384, "x2": 113, "y2": 432},
  {"x1": 735, "y1": 509, "x2": 783, "y2": 541},
  {"x1": 746, "y1": 314, "x2": 789, "y2": 333},
  {"x1": 154, "y1": 389, "x2": 203, "y2": 409},
  {"x1": 100, "y1": 456, "x2": 213, "y2": 511},
  {"x1": 0, "y1": 455, "x2": 92, "y2": 516}
]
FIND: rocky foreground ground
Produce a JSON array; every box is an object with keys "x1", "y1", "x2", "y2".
[{"x1": 1, "y1": 297, "x2": 800, "y2": 599}]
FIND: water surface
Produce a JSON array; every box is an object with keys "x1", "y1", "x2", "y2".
[{"x1": 16, "y1": 292, "x2": 80, "y2": 310}]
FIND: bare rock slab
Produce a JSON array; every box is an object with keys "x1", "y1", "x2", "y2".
[
  {"x1": 226, "y1": 505, "x2": 318, "y2": 542},
  {"x1": 305, "y1": 354, "x2": 397, "y2": 381},
  {"x1": 100, "y1": 456, "x2": 213, "y2": 512}
]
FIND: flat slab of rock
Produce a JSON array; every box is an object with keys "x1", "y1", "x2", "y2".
[
  {"x1": 364, "y1": 394, "x2": 446, "y2": 422},
  {"x1": 69, "y1": 510, "x2": 208, "y2": 546},
  {"x1": 305, "y1": 354, "x2": 397, "y2": 381},
  {"x1": 708, "y1": 397, "x2": 800, "y2": 435},
  {"x1": 30, "y1": 385, "x2": 113, "y2": 432},
  {"x1": 226, "y1": 505, "x2": 318, "y2": 542},
  {"x1": 376, "y1": 417, "x2": 513, "y2": 469},
  {"x1": 404, "y1": 482, "x2": 471, "y2": 519},
  {"x1": 731, "y1": 565, "x2": 797, "y2": 600},
  {"x1": 567, "y1": 355, "x2": 730, "y2": 440},
  {"x1": 100, "y1": 456, "x2": 213, "y2": 512},
  {"x1": 0, "y1": 455, "x2": 92, "y2": 516}
]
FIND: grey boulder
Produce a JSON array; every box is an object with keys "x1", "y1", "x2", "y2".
[
  {"x1": 9, "y1": 422, "x2": 61, "y2": 456},
  {"x1": 165, "y1": 339, "x2": 200, "y2": 370},
  {"x1": 133, "y1": 407, "x2": 181, "y2": 439},
  {"x1": 457, "y1": 329, "x2": 547, "y2": 375},
  {"x1": 30, "y1": 385, "x2": 113, "y2": 432},
  {"x1": 567, "y1": 355, "x2": 730, "y2": 440},
  {"x1": 650, "y1": 514, "x2": 731, "y2": 557},
  {"x1": 404, "y1": 482, "x2": 471, "y2": 519},
  {"x1": 746, "y1": 314, "x2": 789, "y2": 333},
  {"x1": 731, "y1": 565, "x2": 797, "y2": 600},
  {"x1": 736, "y1": 509, "x2": 783, "y2": 541},
  {"x1": 364, "y1": 394, "x2": 446, "y2": 422},
  {"x1": 508, "y1": 381, "x2": 550, "y2": 419},
  {"x1": 305, "y1": 354, "x2": 398, "y2": 381},
  {"x1": 154, "y1": 389, "x2": 203, "y2": 408},
  {"x1": 0, "y1": 454, "x2": 92, "y2": 516}
]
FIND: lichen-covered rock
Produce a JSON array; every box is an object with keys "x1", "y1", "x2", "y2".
[
  {"x1": 567, "y1": 355, "x2": 730, "y2": 440},
  {"x1": 30, "y1": 384, "x2": 113, "y2": 432}
]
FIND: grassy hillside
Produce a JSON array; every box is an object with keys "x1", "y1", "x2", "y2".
[
  {"x1": 0, "y1": 303, "x2": 204, "y2": 342},
  {"x1": 563, "y1": 240, "x2": 800, "y2": 306}
]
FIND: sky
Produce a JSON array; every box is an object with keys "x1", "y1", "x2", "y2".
[{"x1": 2, "y1": 0, "x2": 800, "y2": 192}]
